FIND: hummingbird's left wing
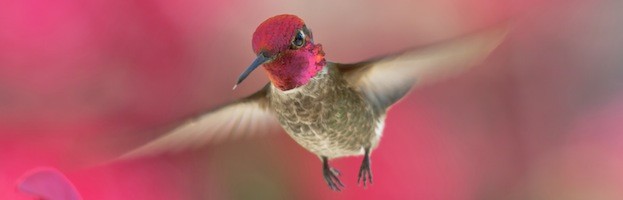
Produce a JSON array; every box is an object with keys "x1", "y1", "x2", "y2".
[
  {"x1": 337, "y1": 24, "x2": 508, "y2": 112},
  {"x1": 120, "y1": 85, "x2": 280, "y2": 159}
]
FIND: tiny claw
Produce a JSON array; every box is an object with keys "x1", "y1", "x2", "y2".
[
  {"x1": 322, "y1": 157, "x2": 344, "y2": 191},
  {"x1": 357, "y1": 148, "x2": 373, "y2": 188},
  {"x1": 331, "y1": 168, "x2": 341, "y2": 176},
  {"x1": 232, "y1": 84, "x2": 238, "y2": 90},
  {"x1": 324, "y1": 167, "x2": 344, "y2": 191}
]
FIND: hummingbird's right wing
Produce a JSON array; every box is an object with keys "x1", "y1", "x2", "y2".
[
  {"x1": 337, "y1": 24, "x2": 508, "y2": 112},
  {"x1": 121, "y1": 84, "x2": 280, "y2": 159}
]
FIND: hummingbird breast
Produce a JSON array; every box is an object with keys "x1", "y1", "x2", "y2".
[{"x1": 268, "y1": 64, "x2": 383, "y2": 159}]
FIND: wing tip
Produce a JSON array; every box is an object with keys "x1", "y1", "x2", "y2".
[
  {"x1": 483, "y1": 18, "x2": 514, "y2": 45},
  {"x1": 117, "y1": 141, "x2": 171, "y2": 161},
  {"x1": 117, "y1": 147, "x2": 151, "y2": 161}
]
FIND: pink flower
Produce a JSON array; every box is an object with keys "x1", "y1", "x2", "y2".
[{"x1": 16, "y1": 167, "x2": 82, "y2": 200}]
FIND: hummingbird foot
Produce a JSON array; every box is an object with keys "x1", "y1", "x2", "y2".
[
  {"x1": 357, "y1": 148, "x2": 373, "y2": 188},
  {"x1": 322, "y1": 156, "x2": 344, "y2": 191}
]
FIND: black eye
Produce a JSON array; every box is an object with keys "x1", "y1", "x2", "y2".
[{"x1": 291, "y1": 30, "x2": 305, "y2": 48}]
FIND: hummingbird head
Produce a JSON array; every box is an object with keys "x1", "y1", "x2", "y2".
[{"x1": 234, "y1": 14, "x2": 326, "y2": 91}]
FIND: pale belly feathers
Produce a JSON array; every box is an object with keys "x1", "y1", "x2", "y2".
[{"x1": 268, "y1": 66, "x2": 384, "y2": 158}]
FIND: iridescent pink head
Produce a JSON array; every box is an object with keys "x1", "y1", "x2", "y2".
[{"x1": 234, "y1": 14, "x2": 326, "y2": 91}]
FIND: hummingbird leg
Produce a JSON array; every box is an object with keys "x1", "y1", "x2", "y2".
[
  {"x1": 357, "y1": 147, "x2": 373, "y2": 188},
  {"x1": 322, "y1": 156, "x2": 344, "y2": 191}
]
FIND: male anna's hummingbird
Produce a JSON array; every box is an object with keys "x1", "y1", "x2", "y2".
[{"x1": 124, "y1": 14, "x2": 507, "y2": 191}]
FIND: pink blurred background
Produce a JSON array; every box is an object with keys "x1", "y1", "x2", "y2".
[{"x1": 2, "y1": 0, "x2": 623, "y2": 199}]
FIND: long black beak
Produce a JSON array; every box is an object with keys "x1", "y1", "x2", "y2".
[{"x1": 233, "y1": 53, "x2": 270, "y2": 90}]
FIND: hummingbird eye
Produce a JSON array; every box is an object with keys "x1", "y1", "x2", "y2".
[{"x1": 291, "y1": 30, "x2": 306, "y2": 49}]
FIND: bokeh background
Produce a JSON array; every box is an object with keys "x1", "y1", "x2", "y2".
[{"x1": 2, "y1": 0, "x2": 623, "y2": 199}]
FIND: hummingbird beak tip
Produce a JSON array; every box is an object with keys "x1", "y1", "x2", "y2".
[{"x1": 233, "y1": 53, "x2": 269, "y2": 91}]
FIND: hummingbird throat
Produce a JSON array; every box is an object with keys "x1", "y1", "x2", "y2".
[{"x1": 264, "y1": 44, "x2": 326, "y2": 91}]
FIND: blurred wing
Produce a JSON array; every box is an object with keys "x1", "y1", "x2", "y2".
[
  {"x1": 121, "y1": 85, "x2": 280, "y2": 159},
  {"x1": 337, "y1": 24, "x2": 508, "y2": 112}
]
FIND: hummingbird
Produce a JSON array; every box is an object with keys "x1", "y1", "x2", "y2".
[{"x1": 123, "y1": 14, "x2": 507, "y2": 191}]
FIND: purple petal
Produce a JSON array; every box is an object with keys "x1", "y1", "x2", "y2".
[{"x1": 16, "y1": 167, "x2": 82, "y2": 200}]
